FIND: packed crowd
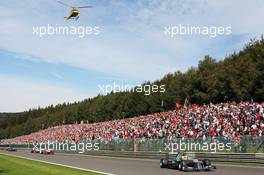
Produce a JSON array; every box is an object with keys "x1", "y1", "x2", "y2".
[{"x1": 1, "y1": 102, "x2": 264, "y2": 144}]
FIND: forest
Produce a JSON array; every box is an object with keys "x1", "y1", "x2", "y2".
[{"x1": 0, "y1": 37, "x2": 263, "y2": 139}]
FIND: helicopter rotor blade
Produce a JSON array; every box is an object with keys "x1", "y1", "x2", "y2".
[
  {"x1": 57, "y1": 1, "x2": 74, "y2": 8},
  {"x1": 77, "y1": 6, "x2": 93, "y2": 9}
]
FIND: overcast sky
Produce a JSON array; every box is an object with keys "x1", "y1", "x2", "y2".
[{"x1": 0, "y1": 0, "x2": 264, "y2": 112}]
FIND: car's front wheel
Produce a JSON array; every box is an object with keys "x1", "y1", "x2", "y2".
[
  {"x1": 182, "y1": 164, "x2": 186, "y2": 171},
  {"x1": 178, "y1": 163, "x2": 182, "y2": 170},
  {"x1": 179, "y1": 161, "x2": 187, "y2": 171}
]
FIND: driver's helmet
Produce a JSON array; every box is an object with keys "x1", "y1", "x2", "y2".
[{"x1": 181, "y1": 153, "x2": 188, "y2": 160}]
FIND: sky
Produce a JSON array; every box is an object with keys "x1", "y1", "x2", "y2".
[{"x1": 0, "y1": 0, "x2": 264, "y2": 112}]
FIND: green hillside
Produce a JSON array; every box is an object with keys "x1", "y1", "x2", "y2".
[{"x1": 0, "y1": 37, "x2": 264, "y2": 140}]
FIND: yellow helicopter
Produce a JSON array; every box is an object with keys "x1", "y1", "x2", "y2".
[{"x1": 57, "y1": 1, "x2": 93, "y2": 20}]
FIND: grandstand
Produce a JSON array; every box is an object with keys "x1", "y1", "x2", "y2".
[{"x1": 2, "y1": 102, "x2": 263, "y2": 148}]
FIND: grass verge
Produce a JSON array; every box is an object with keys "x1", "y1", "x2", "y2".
[{"x1": 0, "y1": 153, "x2": 102, "y2": 175}]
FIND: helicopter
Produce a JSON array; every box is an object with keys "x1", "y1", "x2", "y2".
[{"x1": 57, "y1": 1, "x2": 93, "y2": 20}]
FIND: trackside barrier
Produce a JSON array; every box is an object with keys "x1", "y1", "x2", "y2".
[
  {"x1": 0, "y1": 145, "x2": 264, "y2": 164},
  {"x1": 255, "y1": 153, "x2": 264, "y2": 164},
  {"x1": 194, "y1": 152, "x2": 256, "y2": 163},
  {"x1": 0, "y1": 136, "x2": 263, "y2": 163},
  {"x1": 1, "y1": 136, "x2": 263, "y2": 152},
  {"x1": 82, "y1": 150, "x2": 264, "y2": 164}
]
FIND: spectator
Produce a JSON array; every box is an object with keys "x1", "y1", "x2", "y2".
[{"x1": 1, "y1": 102, "x2": 263, "y2": 145}]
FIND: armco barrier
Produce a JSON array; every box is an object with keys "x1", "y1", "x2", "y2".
[
  {"x1": 194, "y1": 152, "x2": 256, "y2": 163},
  {"x1": 82, "y1": 150, "x2": 166, "y2": 159},
  {"x1": 255, "y1": 153, "x2": 264, "y2": 164},
  {"x1": 1, "y1": 145, "x2": 264, "y2": 164},
  {"x1": 81, "y1": 150, "x2": 264, "y2": 164}
]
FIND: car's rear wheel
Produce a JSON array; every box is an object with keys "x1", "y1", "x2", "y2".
[
  {"x1": 203, "y1": 159, "x2": 211, "y2": 171},
  {"x1": 160, "y1": 159, "x2": 166, "y2": 168},
  {"x1": 160, "y1": 162, "x2": 163, "y2": 168},
  {"x1": 204, "y1": 159, "x2": 211, "y2": 164}
]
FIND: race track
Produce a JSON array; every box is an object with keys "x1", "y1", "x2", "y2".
[{"x1": 1, "y1": 150, "x2": 263, "y2": 175}]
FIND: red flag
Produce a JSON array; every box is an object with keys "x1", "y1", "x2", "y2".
[
  {"x1": 175, "y1": 102, "x2": 180, "y2": 108},
  {"x1": 192, "y1": 103, "x2": 197, "y2": 109}
]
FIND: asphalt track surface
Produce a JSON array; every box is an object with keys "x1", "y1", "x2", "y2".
[{"x1": 1, "y1": 150, "x2": 264, "y2": 175}]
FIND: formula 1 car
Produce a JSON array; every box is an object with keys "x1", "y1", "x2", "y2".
[
  {"x1": 160, "y1": 152, "x2": 216, "y2": 171},
  {"x1": 31, "y1": 147, "x2": 40, "y2": 153},
  {"x1": 6, "y1": 147, "x2": 17, "y2": 152},
  {"x1": 40, "y1": 149, "x2": 55, "y2": 155},
  {"x1": 0, "y1": 147, "x2": 17, "y2": 152},
  {"x1": 31, "y1": 148, "x2": 54, "y2": 155}
]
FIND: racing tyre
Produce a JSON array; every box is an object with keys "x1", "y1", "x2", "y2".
[
  {"x1": 178, "y1": 163, "x2": 182, "y2": 170},
  {"x1": 179, "y1": 162, "x2": 187, "y2": 171},
  {"x1": 203, "y1": 159, "x2": 211, "y2": 171},
  {"x1": 160, "y1": 159, "x2": 166, "y2": 168},
  {"x1": 203, "y1": 159, "x2": 211, "y2": 166}
]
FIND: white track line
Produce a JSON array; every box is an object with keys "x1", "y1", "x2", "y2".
[{"x1": 0, "y1": 152, "x2": 116, "y2": 175}]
